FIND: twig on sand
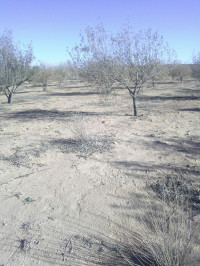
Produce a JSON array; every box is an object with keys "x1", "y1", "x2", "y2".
[{"x1": 0, "y1": 168, "x2": 49, "y2": 186}]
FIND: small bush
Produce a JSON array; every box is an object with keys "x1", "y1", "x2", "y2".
[
  {"x1": 150, "y1": 175, "x2": 200, "y2": 210},
  {"x1": 52, "y1": 115, "x2": 114, "y2": 156}
]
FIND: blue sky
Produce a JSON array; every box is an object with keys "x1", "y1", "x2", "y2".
[{"x1": 0, "y1": 0, "x2": 199, "y2": 64}]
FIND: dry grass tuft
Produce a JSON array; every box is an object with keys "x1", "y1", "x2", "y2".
[{"x1": 119, "y1": 198, "x2": 200, "y2": 266}]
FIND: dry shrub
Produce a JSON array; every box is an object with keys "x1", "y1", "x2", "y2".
[
  {"x1": 150, "y1": 175, "x2": 200, "y2": 211},
  {"x1": 67, "y1": 115, "x2": 114, "y2": 156}
]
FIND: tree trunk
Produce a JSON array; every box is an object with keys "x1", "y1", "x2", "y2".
[
  {"x1": 7, "y1": 93, "x2": 12, "y2": 104},
  {"x1": 127, "y1": 86, "x2": 138, "y2": 116},
  {"x1": 43, "y1": 84, "x2": 47, "y2": 91},
  {"x1": 132, "y1": 95, "x2": 137, "y2": 116}
]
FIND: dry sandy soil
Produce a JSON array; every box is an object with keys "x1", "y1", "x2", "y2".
[{"x1": 0, "y1": 79, "x2": 200, "y2": 265}]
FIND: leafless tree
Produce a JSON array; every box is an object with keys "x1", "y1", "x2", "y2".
[
  {"x1": 52, "y1": 63, "x2": 67, "y2": 87},
  {"x1": 69, "y1": 24, "x2": 176, "y2": 116},
  {"x1": 36, "y1": 63, "x2": 52, "y2": 91},
  {"x1": 68, "y1": 24, "x2": 118, "y2": 94},
  {"x1": 0, "y1": 29, "x2": 34, "y2": 103},
  {"x1": 51, "y1": 62, "x2": 77, "y2": 87},
  {"x1": 168, "y1": 62, "x2": 192, "y2": 82},
  {"x1": 111, "y1": 26, "x2": 176, "y2": 116},
  {"x1": 192, "y1": 52, "x2": 200, "y2": 81}
]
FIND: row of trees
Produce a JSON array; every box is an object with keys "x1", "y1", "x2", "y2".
[
  {"x1": 0, "y1": 30, "x2": 77, "y2": 103},
  {"x1": 0, "y1": 27, "x2": 200, "y2": 115},
  {"x1": 29, "y1": 62, "x2": 78, "y2": 91}
]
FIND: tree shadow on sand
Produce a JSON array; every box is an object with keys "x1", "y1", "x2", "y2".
[
  {"x1": 144, "y1": 135, "x2": 200, "y2": 156},
  {"x1": 48, "y1": 91, "x2": 100, "y2": 97},
  {"x1": 6, "y1": 109, "x2": 112, "y2": 121},
  {"x1": 140, "y1": 95, "x2": 200, "y2": 102},
  {"x1": 0, "y1": 215, "x2": 143, "y2": 266},
  {"x1": 113, "y1": 161, "x2": 200, "y2": 178},
  {"x1": 178, "y1": 108, "x2": 200, "y2": 112}
]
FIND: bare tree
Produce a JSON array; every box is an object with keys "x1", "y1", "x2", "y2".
[
  {"x1": 179, "y1": 65, "x2": 192, "y2": 83},
  {"x1": 51, "y1": 64, "x2": 65, "y2": 87},
  {"x1": 52, "y1": 62, "x2": 75, "y2": 87},
  {"x1": 0, "y1": 29, "x2": 34, "y2": 103},
  {"x1": 69, "y1": 24, "x2": 175, "y2": 116},
  {"x1": 36, "y1": 63, "x2": 52, "y2": 91},
  {"x1": 168, "y1": 62, "x2": 192, "y2": 82},
  {"x1": 111, "y1": 26, "x2": 175, "y2": 116},
  {"x1": 192, "y1": 52, "x2": 200, "y2": 81},
  {"x1": 68, "y1": 24, "x2": 117, "y2": 94}
]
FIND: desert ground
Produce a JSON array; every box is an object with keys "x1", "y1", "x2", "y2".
[{"x1": 0, "y1": 79, "x2": 200, "y2": 265}]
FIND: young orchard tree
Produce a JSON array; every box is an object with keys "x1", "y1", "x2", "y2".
[
  {"x1": 168, "y1": 62, "x2": 192, "y2": 82},
  {"x1": 112, "y1": 26, "x2": 176, "y2": 116},
  {"x1": 192, "y1": 52, "x2": 200, "y2": 81},
  {"x1": 51, "y1": 62, "x2": 77, "y2": 87},
  {"x1": 66, "y1": 61, "x2": 79, "y2": 80},
  {"x1": 68, "y1": 24, "x2": 118, "y2": 94},
  {"x1": 52, "y1": 63, "x2": 67, "y2": 87},
  {"x1": 168, "y1": 62, "x2": 180, "y2": 80},
  {"x1": 178, "y1": 65, "x2": 192, "y2": 83},
  {"x1": 36, "y1": 63, "x2": 52, "y2": 91},
  {"x1": 0, "y1": 30, "x2": 34, "y2": 103}
]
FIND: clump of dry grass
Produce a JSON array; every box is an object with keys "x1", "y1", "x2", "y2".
[
  {"x1": 58, "y1": 134, "x2": 114, "y2": 156},
  {"x1": 68, "y1": 115, "x2": 114, "y2": 156},
  {"x1": 118, "y1": 172, "x2": 200, "y2": 265},
  {"x1": 120, "y1": 198, "x2": 200, "y2": 265},
  {"x1": 51, "y1": 115, "x2": 114, "y2": 156}
]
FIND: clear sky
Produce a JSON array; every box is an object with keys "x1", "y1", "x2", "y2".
[{"x1": 0, "y1": 0, "x2": 199, "y2": 64}]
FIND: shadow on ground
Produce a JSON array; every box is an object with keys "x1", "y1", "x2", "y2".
[
  {"x1": 6, "y1": 109, "x2": 112, "y2": 121},
  {"x1": 50, "y1": 134, "x2": 114, "y2": 156},
  {"x1": 178, "y1": 108, "x2": 200, "y2": 112},
  {"x1": 144, "y1": 135, "x2": 200, "y2": 156},
  {"x1": 140, "y1": 95, "x2": 200, "y2": 102},
  {"x1": 48, "y1": 91, "x2": 100, "y2": 97},
  {"x1": 113, "y1": 161, "x2": 200, "y2": 177},
  {"x1": 0, "y1": 216, "x2": 143, "y2": 266},
  {"x1": 61, "y1": 84, "x2": 93, "y2": 89}
]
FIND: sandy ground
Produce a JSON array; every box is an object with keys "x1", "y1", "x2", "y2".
[{"x1": 0, "y1": 79, "x2": 200, "y2": 265}]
